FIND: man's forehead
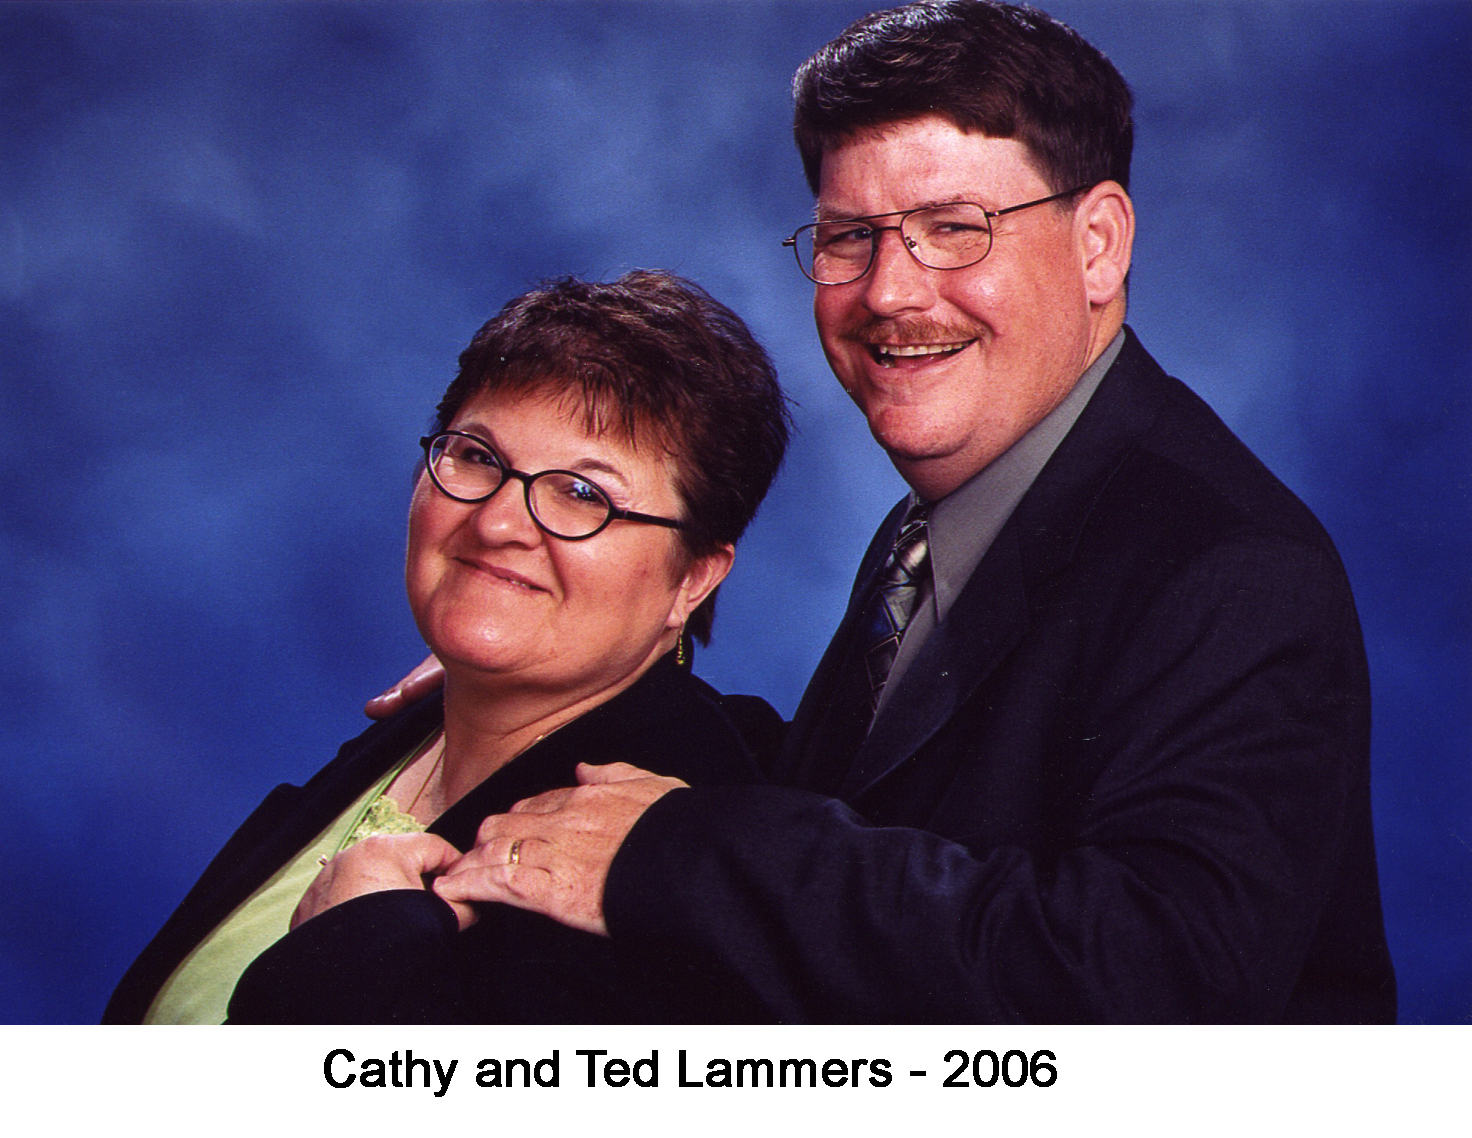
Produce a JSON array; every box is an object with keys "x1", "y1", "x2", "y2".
[{"x1": 814, "y1": 120, "x2": 1045, "y2": 216}]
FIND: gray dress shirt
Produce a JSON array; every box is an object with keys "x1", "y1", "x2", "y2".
[{"x1": 874, "y1": 331, "x2": 1124, "y2": 719}]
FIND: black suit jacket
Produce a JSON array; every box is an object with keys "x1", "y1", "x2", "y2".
[
  {"x1": 103, "y1": 654, "x2": 774, "y2": 1023},
  {"x1": 606, "y1": 329, "x2": 1395, "y2": 1023}
]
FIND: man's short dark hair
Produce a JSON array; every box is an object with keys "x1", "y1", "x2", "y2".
[
  {"x1": 793, "y1": 0, "x2": 1133, "y2": 197},
  {"x1": 434, "y1": 269, "x2": 791, "y2": 644}
]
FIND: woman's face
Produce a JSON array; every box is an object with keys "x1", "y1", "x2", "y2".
[{"x1": 406, "y1": 386, "x2": 731, "y2": 704}]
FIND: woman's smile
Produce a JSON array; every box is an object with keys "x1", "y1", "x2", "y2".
[{"x1": 451, "y1": 555, "x2": 548, "y2": 593}]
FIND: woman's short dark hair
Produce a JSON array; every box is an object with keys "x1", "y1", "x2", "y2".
[
  {"x1": 433, "y1": 269, "x2": 791, "y2": 645},
  {"x1": 793, "y1": 0, "x2": 1133, "y2": 198}
]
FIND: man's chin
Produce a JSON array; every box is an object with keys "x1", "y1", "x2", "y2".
[
  {"x1": 871, "y1": 432, "x2": 953, "y2": 492},
  {"x1": 868, "y1": 410, "x2": 951, "y2": 463},
  {"x1": 871, "y1": 421, "x2": 1004, "y2": 499}
]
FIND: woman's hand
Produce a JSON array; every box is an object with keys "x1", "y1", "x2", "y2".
[
  {"x1": 293, "y1": 833, "x2": 477, "y2": 931},
  {"x1": 433, "y1": 762, "x2": 686, "y2": 937},
  {"x1": 363, "y1": 655, "x2": 445, "y2": 720}
]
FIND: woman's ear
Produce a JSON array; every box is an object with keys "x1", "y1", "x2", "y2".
[
  {"x1": 668, "y1": 543, "x2": 735, "y2": 629},
  {"x1": 1076, "y1": 180, "x2": 1134, "y2": 308}
]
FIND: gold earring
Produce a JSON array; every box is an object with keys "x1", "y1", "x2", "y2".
[{"x1": 675, "y1": 627, "x2": 687, "y2": 667}]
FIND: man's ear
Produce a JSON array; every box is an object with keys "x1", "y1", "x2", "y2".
[
  {"x1": 668, "y1": 543, "x2": 735, "y2": 629},
  {"x1": 1076, "y1": 180, "x2": 1134, "y2": 307}
]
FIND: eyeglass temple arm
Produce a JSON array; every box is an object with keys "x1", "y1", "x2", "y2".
[
  {"x1": 611, "y1": 508, "x2": 683, "y2": 530},
  {"x1": 988, "y1": 185, "x2": 1092, "y2": 218}
]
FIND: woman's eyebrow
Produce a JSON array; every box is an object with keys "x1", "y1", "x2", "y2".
[
  {"x1": 454, "y1": 419, "x2": 631, "y2": 487},
  {"x1": 451, "y1": 420, "x2": 499, "y2": 447},
  {"x1": 570, "y1": 457, "x2": 631, "y2": 492}
]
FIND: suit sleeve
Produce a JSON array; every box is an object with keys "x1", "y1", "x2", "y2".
[
  {"x1": 226, "y1": 890, "x2": 468, "y2": 1023},
  {"x1": 603, "y1": 534, "x2": 1381, "y2": 1023}
]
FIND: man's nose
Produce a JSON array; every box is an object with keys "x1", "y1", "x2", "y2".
[{"x1": 858, "y1": 227, "x2": 935, "y2": 315}]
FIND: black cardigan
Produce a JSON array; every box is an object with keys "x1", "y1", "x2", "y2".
[{"x1": 104, "y1": 654, "x2": 777, "y2": 1024}]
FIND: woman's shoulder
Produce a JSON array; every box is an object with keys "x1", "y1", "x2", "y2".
[
  {"x1": 702, "y1": 685, "x2": 788, "y2": 774},
  {"x1": 588, "y1": 656, "x2": 784, "y2": 786},
  {"x1": 300, "y1": 692, "x2": 446, "y2": 796}
]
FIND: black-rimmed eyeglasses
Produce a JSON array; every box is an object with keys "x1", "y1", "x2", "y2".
[
  {"x1": 419, "y1": 431, "x2": 685, "y2": 541},
  {"x1": 782, "y1": 186, "x2": 1091, "y2": 285}
]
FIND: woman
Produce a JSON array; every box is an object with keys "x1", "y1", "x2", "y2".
[{"x1": 103, "y1": 270, "x2": 790, "y2": 1023}]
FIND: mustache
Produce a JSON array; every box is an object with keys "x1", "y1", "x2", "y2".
[{"x1": 840, "y1": 314, "x2": 985, "y2": 344}]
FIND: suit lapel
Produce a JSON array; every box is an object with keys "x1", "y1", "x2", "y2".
[
  {"x1": 103, "y1": 696, "x2": 443, "y2": 1022},
  {"x1": 777, "y1": 500, "x2": 907, "y2": 793},
  {"x1": 181, "y1": 699, "x2": 444, "y2": 935},
  {"x1": 842, "y1": 528, "x2": 1030, "y2": 797}
]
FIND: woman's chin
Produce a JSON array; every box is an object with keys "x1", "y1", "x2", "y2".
[
  {"x1": 430, "y1": 641, "x2": 532, "y2": 685},
  {"x1": 432, "y1": 632, "x2": 665, "y2": 711}
]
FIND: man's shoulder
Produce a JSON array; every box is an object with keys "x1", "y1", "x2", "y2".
[
  {"x1": 1085, "y1": 330, "x2": 1339, "y2": 556},
  {"x1": 998, "y1": 328, "x2": 1359, "y2": 628}
]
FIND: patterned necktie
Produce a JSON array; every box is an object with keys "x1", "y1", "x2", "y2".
[{"x1": 856, "y1": 502, "x2": 932, "y2": 714}]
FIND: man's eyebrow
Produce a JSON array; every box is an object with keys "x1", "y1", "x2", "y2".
[{"x1": 814, "y1": 195, "x2": 979, "y2": 221}]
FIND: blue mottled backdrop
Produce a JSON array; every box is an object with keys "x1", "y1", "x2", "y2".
[{"x1": 2, "y1": 1, "x2": 1467, "y2": 1023}]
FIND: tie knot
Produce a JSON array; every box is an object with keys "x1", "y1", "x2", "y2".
[
  {"x1": 898, "y1": 499, "x2": 930, "y2": 537},
  {"x1": 882, "y1": 502, "x2": 931, "y2": 586}
]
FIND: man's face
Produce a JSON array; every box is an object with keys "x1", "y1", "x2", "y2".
[{"x1": 814, "y1": 115, "x2": 1106, "y2": 500}]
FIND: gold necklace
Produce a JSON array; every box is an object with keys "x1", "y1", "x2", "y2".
[{"x1": 404, "y1": 732, "x2": 446, "y2": 818}]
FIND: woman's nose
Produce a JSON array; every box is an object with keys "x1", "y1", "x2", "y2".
[{"x1": 470, "y1": 478, "x2": 542, "y2": 545}]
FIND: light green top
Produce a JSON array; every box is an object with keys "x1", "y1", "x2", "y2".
[{"x1": 143, "y1": 740, "x2": 434, "y2": 1025}]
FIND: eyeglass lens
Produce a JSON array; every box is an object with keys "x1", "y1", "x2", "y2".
[
  {"x1": 799, "y1": 203, "x2": 995, "y2": 284},
  {"x1": 425, "y1": 433, "x2": 614, "y2": 539}
]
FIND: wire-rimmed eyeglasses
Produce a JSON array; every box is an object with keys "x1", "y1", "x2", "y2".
[
  {"x1": 782, "y1": 186, "x2": 1091, "y2": 285},
  {"x1": 419, "y1": 431, "x2": 685, "y2": 541}
]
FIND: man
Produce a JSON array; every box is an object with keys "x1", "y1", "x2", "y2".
[{"x1": 388, "y1": 0, "x2": 1394, "y2": 1022}]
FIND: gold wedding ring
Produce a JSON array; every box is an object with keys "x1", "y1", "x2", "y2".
[{"x1": 508, "y1": 838, "x2": 523, "y2": 866}]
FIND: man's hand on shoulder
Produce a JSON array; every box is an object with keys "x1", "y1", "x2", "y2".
[
  {"x1": 433, "y1": 762, "x2": 685, "y2": 937},
  {"x1": 364, "y1": 655, "x2": 444, "y2": 719}
]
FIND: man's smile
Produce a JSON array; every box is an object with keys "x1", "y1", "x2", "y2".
[{"x1": 869, "y1": 340, "x2": 975, "y2": 366}]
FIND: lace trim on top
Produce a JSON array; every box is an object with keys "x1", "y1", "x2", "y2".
[
  {"x1": 338, "y1": 730, "x2": 439, "y2": 851},
  {"x1": 343, "y1": 793, "x2": 428, "y2": 848}
]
